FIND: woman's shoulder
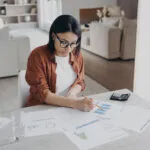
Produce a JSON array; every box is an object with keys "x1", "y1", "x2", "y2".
[
  {"x1": 29, "y1": 45, "x2": 52, "y2": 60},
  {"x1": 30, "y1": 45, "x2": 48, "y2": 56},
  {"x1": 74, "y1": 51, "x2": 83, "y2": 61}
]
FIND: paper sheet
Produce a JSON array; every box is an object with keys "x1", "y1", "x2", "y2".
[
  {"x1": 93, "y1": 101, "x2": 150, "y2": 132},
  {"x1": 113, "y1": 106, "x2": 150, "y2": 132},
  {"x1": 20, "y1": 103, "x2": 150, "y2": 149},
  {"x1": 65, "y1": 119, "x2": 128, "y2": 150},
  {"x1": 47, "y1": 108, "x2": 128, "y2": 149},
  {"x1": 49, "y1": 107, "x2": 98, "y2": 131},
  {"x1": 20, "y1": 110, "x2": 63, "y2": 137}
]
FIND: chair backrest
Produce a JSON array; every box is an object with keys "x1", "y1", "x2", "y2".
[{"x1": 18, "y1": 70, "x2": 30, "y2": 107}]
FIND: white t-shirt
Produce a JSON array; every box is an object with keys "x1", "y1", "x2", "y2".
[{"x1": 55, "y1": 55, "x2": 77, "y2": 96}]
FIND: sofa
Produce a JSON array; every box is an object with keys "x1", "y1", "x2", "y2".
[
  {"x1": 80, "y1": 7, "x2": 137, "y2": 60},
  {"x1": 120, "y1": 19, "x2": 137, "y2": 59},
  {"x1": 81, "y1": 20, "x2": 137, "y2": 60},
  {"x1": 90, "y1": 22, "x2": 121, "y2": 59},
  {"x1": 0, "y1": 27, "x2": 30, "y2": 77}
]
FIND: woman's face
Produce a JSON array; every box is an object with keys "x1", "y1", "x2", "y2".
[{"x1": 53, "y1": 32, "x2": 78, "y2": 57}]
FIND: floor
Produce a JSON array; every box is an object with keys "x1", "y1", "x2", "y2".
[
  {"x1": 82, "y1": 49, "x2": 134, "y2": 91},
  {"x1": 0, "y1": 28, "x2": 108, "y2": 113}
]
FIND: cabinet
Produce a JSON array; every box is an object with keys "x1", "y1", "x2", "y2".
[{"x1": 0, "y1": 0, "x2": 38, "y2": 29}]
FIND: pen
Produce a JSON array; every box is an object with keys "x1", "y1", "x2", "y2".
[{"x1": 95, "y1": 104, "x2": 103, "y2": 110}]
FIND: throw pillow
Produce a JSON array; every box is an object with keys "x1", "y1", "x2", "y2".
[
  {"x1": 102, "y1": 17, "x2": 120, "y2": 27},
  {"x1": 119, "y1": 18, "x2": 137, "y2": 29},
  {"x1": 107, "y1": 6, "x2": 121, "y2": 17}
]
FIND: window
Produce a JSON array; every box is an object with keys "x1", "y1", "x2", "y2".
[{"x1": 38, "y1": 0, "x2": 62, "y2": 31}]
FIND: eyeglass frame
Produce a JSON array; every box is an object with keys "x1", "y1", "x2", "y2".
[{"x1": 54, "y1": 33, "x2": 80, "y2": 49}]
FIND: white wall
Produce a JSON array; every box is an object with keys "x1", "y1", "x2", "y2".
[
  {"x1": 62, "y1": 0, "x2": 117, "y2": 21},
  {"x1": 134, "y1": 0, "x2": 150, "y2": 101}
]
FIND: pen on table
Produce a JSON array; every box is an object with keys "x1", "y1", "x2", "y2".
[{"x1": 95, "y1": 104, "x2": 103, "y2": 110}]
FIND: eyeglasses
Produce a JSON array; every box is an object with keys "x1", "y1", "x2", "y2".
[{"x1": 55, "y1": 34, "x2": 79, "y2": 49}]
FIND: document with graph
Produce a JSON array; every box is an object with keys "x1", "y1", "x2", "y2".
[
  {"x1": 65, "y1": 118, "x2": 128, "y2": 150},
  {"x1": 93, "y1": 101, "x2": 150, "y2": 132},
  {"x1": 48, "y1": 107, "x2": 128, "y2": 149},
  {"x1": 19, "y1": 107, "x2": 129, "y2": 149},
  {"x1": 92, "y1": 101, "x2": 124, "y2": 118},
  {"x1": 20, "y1": 110, "x2": 63, "y2": 137}
]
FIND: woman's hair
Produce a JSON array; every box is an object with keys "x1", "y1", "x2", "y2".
[{"x1": 47, "y1": 15, "x2": 81, "y2": 56}]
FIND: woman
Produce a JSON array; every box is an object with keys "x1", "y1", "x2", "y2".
[{"x1": 25, "y1": 15, "x2": 94, "y2": 111}]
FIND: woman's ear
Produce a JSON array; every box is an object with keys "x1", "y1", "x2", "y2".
[{"x1": 52, "y1": 32, "x2": 55, "y2": 40}]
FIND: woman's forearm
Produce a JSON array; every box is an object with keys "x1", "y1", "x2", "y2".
[
  {"x1": 67, "y1": 84, "x2": 82, "y2": 97},
  {"x1": 44, "y1": 91, "x2": 76, "y2": 108},
  {"x1": 44, "y1": 90, "x2": 94, "y2": 112}
]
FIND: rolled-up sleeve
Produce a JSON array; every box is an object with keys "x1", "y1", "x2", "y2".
[
  {"x1": 77, "y1": 53, "x2": 86, "y2": 91},
  {"x1": 25, "y1": 51, "x2": 50, "y2": 102}
]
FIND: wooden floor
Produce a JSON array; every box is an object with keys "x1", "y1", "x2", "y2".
[{"x1": 82, "y1": 49, "x2": 135, "y2": 91}]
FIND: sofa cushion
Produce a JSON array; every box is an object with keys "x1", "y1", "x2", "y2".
[
  {"x1": 120, "y1": 19, "x2": 137, "y2": 29},
  {"x1": 107, "y1": 6, "x2": 121, "y2": 17},
  {"x1": 102, "y1": 17, "x2": 120, "y2": 27}
]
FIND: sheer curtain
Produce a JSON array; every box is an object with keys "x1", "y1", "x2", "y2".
[{"x1": 38, "y1": 0, "x2": 62, "y2": 31}]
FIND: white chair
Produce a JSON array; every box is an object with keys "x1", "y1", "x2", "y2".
[{"x1": 18, "y1": 70, "x2": 30, "y2": 107}]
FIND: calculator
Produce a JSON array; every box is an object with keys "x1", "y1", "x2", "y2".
[{"x1": 110, "y1": 93, "x2": 130, "y2": 101}]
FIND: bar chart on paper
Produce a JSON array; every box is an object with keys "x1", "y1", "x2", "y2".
[
  {"x1": 93, "y1": 101, "x2": 124, "y2": 118},
  {"x1": 93, "y1": 101, "x2": 150, "y2": 133},
  {"x1": 94, "y1": 103, "x2": 112, "y2": 115}
]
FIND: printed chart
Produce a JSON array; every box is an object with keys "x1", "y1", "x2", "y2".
[{"x1": 94, "y1": 103, "x2": 112, "y2": 115}]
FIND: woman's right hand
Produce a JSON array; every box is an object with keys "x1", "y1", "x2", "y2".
[{"x1": 74, "y1": 97, "x2": 94, "y2": 112}]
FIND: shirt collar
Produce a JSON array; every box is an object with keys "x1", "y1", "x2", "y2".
[{"x1": 48, "y1": 49, "x2": 76, "y2": 64}]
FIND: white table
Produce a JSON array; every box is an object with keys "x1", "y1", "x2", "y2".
[{"x1": 0, "y1": 89, "x2": 150, "y2": 150}]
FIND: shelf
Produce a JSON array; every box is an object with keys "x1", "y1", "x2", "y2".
[
  {"x1": 6, "y1": 22, "x2": 37, "y2": 29},
  {"x1": 0, "y1": 4, "x2": 37, "y2": 7},
  {"x1": 0, "y1": 1, "x2": 38, "y2": 29},
  {"x1": 0, "y1": 14, "x2": 37, "y2": 17},
  {"x1": 20, "y1": 15, "x2": 37, "y2": 22},
  {"x1": 3, "y1": 16, "x2": 18, "y2": 24},
  {"x1": 7, "y1": 22, "x2": 37, "y2": 25}
]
